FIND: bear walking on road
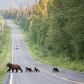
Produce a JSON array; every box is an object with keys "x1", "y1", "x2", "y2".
[
  {"x1": 34, "y1": 67, "x2": 40, "y2": 73},
  {"x1": 53, "y1": 67, "x2": 59, "y2": 72},
  {"x1": 25, "y1": 67, "x2": 33, "y2": 72},
  {"x1": 6, "y1": 63, "x2": 23, "y2": 73}
]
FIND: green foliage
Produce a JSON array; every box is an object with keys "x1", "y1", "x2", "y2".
[
  {"x1": 0, "y1": 20, "x2": 2, "y2": 25},
  {"x1": 18, "y1": 25, "x2": 84, "y2": 72},
  {"x1": 1, "y1": 0, "x2": 84, "y2": 71},
  {"x1": 45, "y1": 0, "x2": 84, "y2": 61},
  {"x1": 0, "y1": 21, "x2": 12, "y2": 80},
  {"x1": 36, "y1": 11, "x2": 49, "y2": 45},
  {"x1": 17, "y1": 0, "x2": 84, "y2": 69},
  {"x1": 0, "y1": 7, "x2": 19, "y2": 19}
]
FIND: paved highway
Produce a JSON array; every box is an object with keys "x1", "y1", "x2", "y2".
[{"x1": 7, "y1": 20, "x2": 84, "y2": 84}]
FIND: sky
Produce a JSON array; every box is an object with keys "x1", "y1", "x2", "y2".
[{"x1": 0, "y1": 0, "x2": 39, "y2": 9}]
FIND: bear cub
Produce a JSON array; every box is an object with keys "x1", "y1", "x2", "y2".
[
  {"x1": 53, "y1": 67, "x2": 59, "y2": 72},
  {"x1": 25, "y1": 67, "x2": 33, "y2": 72}
]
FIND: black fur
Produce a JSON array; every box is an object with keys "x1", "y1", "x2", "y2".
[
  {"x1": 25, "y1": 67, "x2": 33, "y2": 72},
  {"x1": 34, "y1": 67, "x2": 40, "y2": 73},
  {"x1": 53, "y1": 67, "x2": 59, "y2": 72}
]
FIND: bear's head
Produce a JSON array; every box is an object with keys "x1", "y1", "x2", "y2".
[{"x1": 6, "y1": 63, "x2": 11, "y2": 67}]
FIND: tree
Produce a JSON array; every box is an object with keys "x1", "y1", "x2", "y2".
[{"x1": 19, "y1": 4, "x2": 23, "y2": 19}]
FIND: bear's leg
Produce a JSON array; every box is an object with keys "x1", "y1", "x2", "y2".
[
  {"x1": 7, "y1": 68, "x2": 11, "y2": 72},
  {"x1": 19, "y1": 68, "x2": 23, "y2": 73},
  {"x1": 16, "y1": 69, "x2": 18, "y2": 72},
  {"x1": 12, "y1": 69, "x2": 14, "y2": 72},
  {"x1": 29, "y1": 70, "x2": 31, "y2": 72},
  {"x1": 25, "y1": 69, "x2": 27, "y2": 72},
  {"x1": 21, "y1": 69, "x2": 23, "y2": 73},
  {"x1": 53, "y1": 69, "x2": 54, "y2": 72},
  {"x1": 38, "y1": 70, "x2": 40, "y2": 72},
  {"x1": 30, "y1": 70, "x2": 31, "y2": 72}
]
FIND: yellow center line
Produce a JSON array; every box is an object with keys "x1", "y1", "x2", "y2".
[{"x1": 14, "y1": 25, "x2": 84, "y2": 84}]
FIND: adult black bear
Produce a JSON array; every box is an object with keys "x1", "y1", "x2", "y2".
[
  {"x1": 34, "y1": 67, "x2": 40, "y2": 73},
  {"x1": 25, "y1": 67, "x2": 33, "y2": 72},
  {"x1": 6, "y1": 63, "x2": 23, "y2": 73},
  {"x1": 53, "y1": 67, "x2": 59, "y2": 72}
]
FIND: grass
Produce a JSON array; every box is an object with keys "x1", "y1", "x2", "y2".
[
  {"x1": 17, "y1": 24, "x2": 84, "y2": 72},
  {"x1": 0, "y1": 24, "x2": 12, "y2": 81}
]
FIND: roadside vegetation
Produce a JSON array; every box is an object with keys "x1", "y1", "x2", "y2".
[
  {"x1": 0, "y1": 20, "x2": 12, "y2": 81},
  {"x1": 0, "y1": 0, "x2": 84, "y2": 72},
  {"x1": 17, "y1": 25, "x2": 84, "y2": 72}
]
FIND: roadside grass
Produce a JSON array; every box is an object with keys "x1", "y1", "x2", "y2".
[
  {"x1": 0, "y1": 25, "x2": 12, "y2": 81},
  {"x1": 17, "y1": 25, "x2": 84, "y2": 72}
]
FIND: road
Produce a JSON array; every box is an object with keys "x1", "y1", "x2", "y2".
[{"x1": 6, "y1": 20, "x2": 84, "y2": 84}]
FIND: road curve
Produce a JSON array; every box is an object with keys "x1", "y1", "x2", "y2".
[{"x1": 7, "y1": 20, "x2": 84, "y2": 84}]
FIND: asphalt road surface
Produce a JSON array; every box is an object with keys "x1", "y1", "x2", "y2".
[{"x1": 6, "y1": 20, "x2": 84, "y2": 84}]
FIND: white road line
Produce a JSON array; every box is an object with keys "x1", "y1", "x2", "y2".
[{"x1": 9, "y1": 21, "x2": 13, "y2": 84}]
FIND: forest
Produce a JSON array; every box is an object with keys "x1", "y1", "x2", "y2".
[
  {"x1": 0, "y1": 0, "x2": 84, "y2": 71},
  {"x1": 0, "y1": 18, "x2": 11, "y2": 79}
]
